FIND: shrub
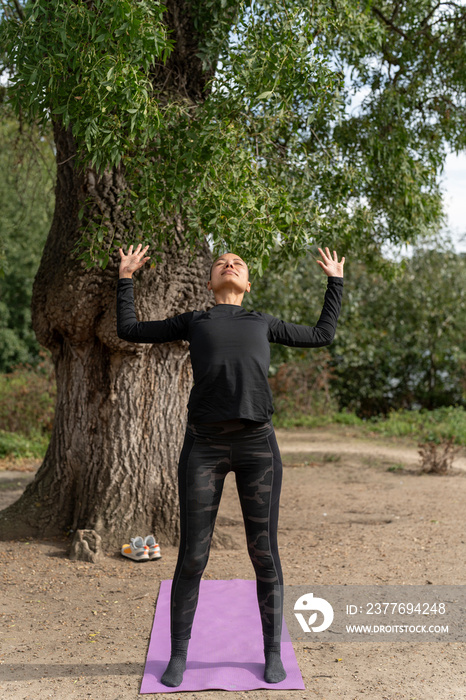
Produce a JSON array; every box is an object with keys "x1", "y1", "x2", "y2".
[
  {"x1": 0, "y1": 349, "x2": 56, "y2": 437},
  {"x1": 269, "y1": 351, "x2": 339, "y2": 423},
  {"x1": 418, "y1": 436, "x2": 461, "y2": 474},
  {"x1": 0, "y1": 429, "x2": 49, "y2": 458}
]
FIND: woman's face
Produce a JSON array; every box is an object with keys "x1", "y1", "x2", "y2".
[{"x1": 207, "y1": 253, "x2": 251, "y2": 295}]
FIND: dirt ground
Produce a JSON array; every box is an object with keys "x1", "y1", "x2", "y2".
[{"x1": 1, "y1": 424, "x2": 465, "y2": 700}]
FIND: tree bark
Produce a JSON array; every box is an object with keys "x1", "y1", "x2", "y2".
[
  {"x1": 0, "y1": 0, "x2": 231, "y2": 551},
  {"x1": 0, "y1": 117, "x2": 213, "y2": 548}
]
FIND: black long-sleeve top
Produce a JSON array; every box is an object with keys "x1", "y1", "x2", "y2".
[{"x1": 117, "y1": 276, "x2": 343, "y2": 423}]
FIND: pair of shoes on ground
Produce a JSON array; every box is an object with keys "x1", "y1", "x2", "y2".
[{"x1": 121, "y1": 535, "x2": 161, "y2": 561}]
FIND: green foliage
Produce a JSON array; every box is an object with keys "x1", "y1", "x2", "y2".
[
  {"x1": 72, "y1": 1, "x2": 351, "y2": 272},
  {"x1": 368, "y1": 405, "x2": 466, "y2": 445},
  {"x1": 0, "y1": 351, "x2": 56, "y2": 436},
  {"x1": 327, "y1": 0, "x2": 466, "y2": 248},
  {"x1": 1, "y1": 354, "x2": 464, "y2": 460},
  {"x1": 243, "y1": 240, "x2": 351, "y2": 369},
  {"x1": 248, "y1": 237, "x2": 466, "y2": 416},
  {"x1": 0, "y1": 110, "x2": 55, "y2": 371},
  {"x1": 332, "y1": 409, "x2": 365, "y2": 426},
  {"x1": 0, "y1": 428, "x2": 49, "y2": 458},
  {"x1": 2, "y1": 1, "x2": 465, "y2": 274},
  {"x1": 272, "y1": 405, "x2": 466, "y2": 446},
  {"x1": 267, "y1": 349, "x2": 340, "y2": 422},
  {"x1": 332, "y1": 242, "x2": 466, "y2": 415},
  {"x1": 2, "y1": 0, "x2": 173, "y2": 171},
  {"x1": 0, "y1": 351, "x2": 54, "y2": 457}
]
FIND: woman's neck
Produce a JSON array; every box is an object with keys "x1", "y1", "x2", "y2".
[{"x1": 213, "y1": 292, "x2": 244, "y2": 306}]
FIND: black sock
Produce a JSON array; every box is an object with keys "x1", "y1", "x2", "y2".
[
  {"x1": 160, "y1": 637, "x2": 189, "y2": 687},
  {"x1": 264, "y1": 642, "x2": 287, "y2": 683}
]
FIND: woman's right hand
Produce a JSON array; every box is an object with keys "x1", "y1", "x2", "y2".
[{"x1": 119, "y1": 244, "x2": 150, "y2": 279}]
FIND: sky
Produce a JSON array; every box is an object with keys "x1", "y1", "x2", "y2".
[
  {"x1": 439, "y1": 151, "x2": 466, "y2": 253},
  {"x1": 379, "y1": 150, "x2": 466, "y2": 261},
  {"x1": 345, "y1": 80, "x2": 466, "y2": 260}
]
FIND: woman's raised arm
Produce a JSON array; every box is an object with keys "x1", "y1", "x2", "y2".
[
  {"x1": 119, "y1": 243, "x2": 151, "y2": 279},
  {"x1": 116, "y1": 244, "x2": 192, "y2": 344},
  {"x1": 264, "y1": 247, "x2": 345, "y2": 347}
]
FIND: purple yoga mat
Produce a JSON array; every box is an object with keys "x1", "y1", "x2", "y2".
[{"x1": 140, "y1": 578, "x2": 305, "y2": 693}]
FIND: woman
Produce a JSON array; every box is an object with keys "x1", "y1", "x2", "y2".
[{"x1": 117, "y1": 244, "x2": 345, "y2": 687}]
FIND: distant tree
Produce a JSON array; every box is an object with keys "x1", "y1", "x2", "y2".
[
  {"x1": 333, "y1": 243, "x2": 466, "y2": 416},
  {"x1": 248, "y1": 236, "x2": 466, "y2": 417},
  {"x1": 0, "y1": 1, "x2": 465, "y2": 550},
  {"x1": 0, "y1": 106, "x2": 55, "y2": 371}
]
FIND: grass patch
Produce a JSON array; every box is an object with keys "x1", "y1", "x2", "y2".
[
  {"x1": 0, "y1": 429, "x2": 49, "y2": 459},
  {"x1": 0, "y1": 354, "x2": 55, "y2": 438},
  {"x1": 272, "y1": 412, "x2": 337, "y2": 429},
  {"x1": 363, "y1": 405, "x2": 466, "y2": 444},
  {"x1": 272, "y1": 405, "x2": 466, "y2": 445},
  {"x1": 387, "y1": 464, "x2": 405, "y2": 472},
  {"x1": 0, "y1": 354, "x2": 54, "y2": 459},
  {"x1": 272, "y1": 408, "x2": 366, "y2": 429}
]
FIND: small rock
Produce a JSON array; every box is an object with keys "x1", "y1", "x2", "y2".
[{"x1": 69, "y1": 530, "x2": 102, "y2": 563}]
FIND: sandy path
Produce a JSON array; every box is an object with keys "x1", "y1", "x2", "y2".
[
  {"x1": 0, "y1": 426, "x2": 465, "y2": 700},
  {"x1": 275, "y1": 425, "x2": 466, "y2": 472}
]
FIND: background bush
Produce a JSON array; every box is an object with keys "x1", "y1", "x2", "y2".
[
  {"x1": 246, "y1": 238, "x2": 466, "y2": 418},
  {"x1": 0, "y1": 350, "x2": 55, "y2": 436},
  {"x1": 0, "y1": 110, "x2": 55, "y2": 372}
]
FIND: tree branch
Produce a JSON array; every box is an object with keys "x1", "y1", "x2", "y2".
[
  {"x1": 371, "y1": 6, "x2": 409, "y2": 40},
  {"x1": 11, "y1": 0, "x2": 25, "y2": 22},
  {"x1": 414, "y1": 2, "x2": 465, "y2": 39},
  {"x1": 391, "y1": 1, "x2": 403, "y2": 22},
  {"x1": 57, "y1": 153, "x2": 77, "y2": 166}
]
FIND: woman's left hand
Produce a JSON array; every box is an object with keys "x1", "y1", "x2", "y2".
[{"x1": 316, "y1": 247, "x2": 345, "y2": 277}]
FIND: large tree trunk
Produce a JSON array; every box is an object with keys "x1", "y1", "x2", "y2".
[
  {"x1": 0, "y1": 119, "x2": 212, "y2": 549},
  {"x1": 0, "y1": 0, "x2": 229, "y2": 551}
]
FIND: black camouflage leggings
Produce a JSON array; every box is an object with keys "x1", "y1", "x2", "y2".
[{"x1": 169, "y1": 418, "x2": 284, "y2": 648}]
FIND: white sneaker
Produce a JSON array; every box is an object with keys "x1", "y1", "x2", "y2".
[
  {"x1": 144, "y1": 535, "x2": 162, "y2": 560},
  {"x1": 121, "y1": 536, "x2": 150, "y2": 561}
]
